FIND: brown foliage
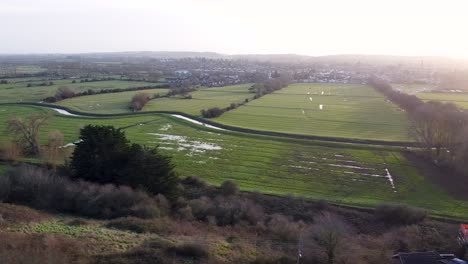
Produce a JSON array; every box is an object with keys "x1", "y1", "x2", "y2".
[
  {"x1": 7, "y1": 112, "x2": 51, "y2": 155},
  {"x1": 130, "y1": 92, "x2": 151, "y2": 111},
  {"x1": 0, "y1": 233, "x2": 88, "y2": 264},
  {"x1": 0, "y1": 143, "x2": 22, "y2": 161}
]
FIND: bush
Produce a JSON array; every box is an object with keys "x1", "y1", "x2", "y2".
[
  {"x1": 375, "y1": 204, "x2": 427, "y2": 226},
  {"x1": 0, "y1": 233, "x2": 88, "y2": 264},
  {"x1": 189, "y1": 196, "x2": 264, "y2": 226},
  {"x1": 0, "y1": 176, "x2": 11, "y2": 202},
  {"x1": 5, "y1": 164, "x2": 161, "y2": 219},
  {"x1": 107, "y1": 217, "x2": 170, "y2": 234},
  {"x1": 130, "y1": 92, "x2": 151, "y2": 111},
  {"x1": 0, "y1": 143, "x2": 23, "y2": 161},
  {"x1": 251, "y1": 256, "x2": 296, "y2": 264},
  {"x1": 220, "y1": 180, "x2": 239, "y2": 196},
  {"x1": 168, "y1": 242, "x2": 208, "y2": 259},
  {"x1": 201, "y1": 107, "x2": 224, "y2": 118}
]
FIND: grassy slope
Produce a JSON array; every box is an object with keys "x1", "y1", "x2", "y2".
[
  {"x1": 0, "y1": 80, "x2": 158, "y2": 103},
  {"x1": 215, "y1": 83, "x2": 410, "y2": 141},
  {"x1": 0, "y1": 104, "x2": 466, "y2": 218}
]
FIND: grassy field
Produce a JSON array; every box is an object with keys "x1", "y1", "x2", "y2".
[
  {"x1": 416, "y1": 92, "x2": 468, "y2": 109},
  {"x1": 0, "y1": 104, "x2": 466, "y2": 218},
  {"x1": 392, "y1": 83, "x2": 468, "y2": 109},
  {"x1": 57, "y1": 88, "x2": 169, "y2": 114},
  {"x1": 215, "y1": 83, "x2": 410, "y2": 141},
  {"x1": 58, "y1": 84, "x2": 254, "y2": 115},
  {"x1": 0, "y1": 79, "x2": 158, "y2": 103}
]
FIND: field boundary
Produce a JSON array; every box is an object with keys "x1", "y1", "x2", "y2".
[{"x1": 2, "y1": 102, "x2": 420, "y2": 147}]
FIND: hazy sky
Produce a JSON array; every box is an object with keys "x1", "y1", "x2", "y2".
[{"x1": 1, "y1": 0, "x2": 468, "y2": 57}]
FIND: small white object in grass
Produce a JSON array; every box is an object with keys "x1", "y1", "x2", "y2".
[
  {"x1": 319, "y1": 104, "x2": 323, "y2": 110},
  {"x1": 321, "y1": 91, "x2": 324, "y2": 95},
  {"x1": 309, "y1": 97, "x2": 313, "y2": 101},
  {"x1": 302, "y1": 109, "x2": 305, "y2": 115}
]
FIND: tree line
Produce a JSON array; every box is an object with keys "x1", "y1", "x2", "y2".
[{"x1": 369, "y1": 77, "x2": 468, "y2": 174}]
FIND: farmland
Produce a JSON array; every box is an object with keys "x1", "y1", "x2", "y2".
[
  {"x1": 0, "y1": 104, "x2": 467, "y2": 218},
  {"x1": 0, "y1": 79, "x2": 158, "y2": 103},
  {"x1": 392, "y1": 83, "x2": 468, "y2": 109},
  {"x1": 59, "y1": 84, "x2": 254, "y2": 115},
  {"x1": 416, "y1": 92, "x2": 468, "y2": 109},
  {"x1": 215, "y1": 83, "x2": 410, "y2": 141},
  {"x1": 57, "y1": 88, "x2": 169, "y2": 114}
]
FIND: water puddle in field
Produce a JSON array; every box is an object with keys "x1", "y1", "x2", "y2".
[
  {"x1": 289, "y1": 165, "x2": 320, "y2": 171},
  {"x1": 327, "y1": 163, "x2": 376, "y2": 170},
  {"x1": 159, "y1": 124, "x2": 172, "y2": 131},
  {"x1": 60, "y1": 139, "x2": 83, "y2": 148},
  {"x1": 51, "y1": 108, "x2": 81, "y2": 117},
  {"x1": 147, "y1": 133, "x2": 222, "y2": 154},
  {"x1": 385, "y1": 168, "x2": 397, "y2": 192},
  {"x1": 171, "y1": 114, "x2": 226, "y2": 131},
  {"x1": 319, "y1": 104, "x2": 324, "y2": 110},
  {"x1": 159, "y1": 146, "x2": 175, "y2": 150}
]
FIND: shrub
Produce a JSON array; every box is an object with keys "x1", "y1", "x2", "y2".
[
  {"x1": 201, "y1": 107, "x2": 224, "y2": 118},
  {"x1": 0, "y1": 143, "x2": 22, "y2": 161},
  {"x1": 267, "y1": 214, "x2": 302, "y2": 241},
  {"x1": 0, "y1": 176, "x2": 11, "y2": 202},
  {"x1": 55, "y1": 86, "x2": 75, "y2": 100},
  {"x1": 5, "y1": 164, "x2": 161, "y2": 219},
  {"x1": 0, "y1": 233, "x2": 88, "y2": 264},
  {"x1": 220, "y1": 180, "x2": 239, "y2": 196},
  {"x1": 189, "y1": 196, "x2": 264, "y2": 226},
  {"x1": 130, "y1": 92, "x2": 151, "y2": 111},
  {"x1": 251, "y1": 256, "x2": 296, "y2": 264},
  {"x1": 0, "y1": 203, "x2": 51, "y2": 224},
  {"x1": 375, "y1": 204, "x2": 427, "y2": 226},
  {"x1": 107, "y1": 217, "x2": 169, "y2": 234},
  {"x1": 168, "y1": 242, "x2": 208, "y2": 259}
]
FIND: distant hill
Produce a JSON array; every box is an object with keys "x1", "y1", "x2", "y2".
[{"x1": 0, "y1": 51, "x2": 466, "y2": 69}]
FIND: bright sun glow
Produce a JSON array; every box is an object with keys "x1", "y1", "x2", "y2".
[{"x1": 1, "y1": 0, "x2": 468, "y2": 57}]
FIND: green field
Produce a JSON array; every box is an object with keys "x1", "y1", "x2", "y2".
[
  {"x1": 59, "y1": 84, "x2": 254, "y2": 115},
  {"x1": 0, "y1": 104, "x2": 467, "y2": 218},
  {"x1": 215, "y1": 83, "x2": 410, "y2": 141},
  {"x1": 57, "y1": 88, "x2": 169, "y2": 114},
  {"x1": 0, "y1": 79, "x2": 158, "y2": 103},
  {"x1": 392, "y1": 83, "x2": 468, "y2": 109},
  {"x1": 416, "y1": 92, "x2": 468, "y2": 109}
]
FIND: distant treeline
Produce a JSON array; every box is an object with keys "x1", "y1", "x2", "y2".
[
  {"x1": 369, "y1": 77, "x2": 468, "y2": 174},
  {"x1": 201, "y1": 77, "x2": 290, "y2": 118},
  {"x1": 43, "y1": 84, "x2": 170, "y2": 103}
]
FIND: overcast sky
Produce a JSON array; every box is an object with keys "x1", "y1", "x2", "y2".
[{"x1": 1, "y1": 0, "x2": 468, "y2": 58}]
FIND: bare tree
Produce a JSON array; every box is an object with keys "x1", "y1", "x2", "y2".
[
  {"x1": 55, "y1": 86, "x2": 75, "y2": 100},
  {"x1": 7, "y1": 112, "x2": 51, "y2": 155},
  {"x1": 305, "y1": 212, "x2": 353, "y2": 264},
  {"x1": 46, "y1": 130, "x2": 64, "y2": 164},
  {"x1": 130, "y1": 92, "x2": 151, "y2": 111}
]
